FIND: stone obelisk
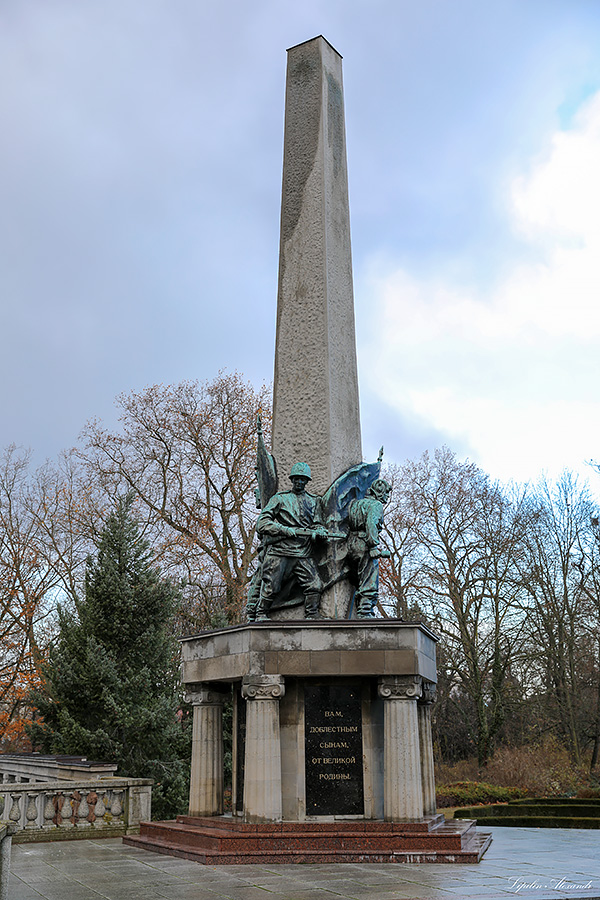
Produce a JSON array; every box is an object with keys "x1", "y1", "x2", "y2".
[
  {"x1": 272, "y1": 36, "x2": 362, "y2": 496},
  {"x1": 136, "y1": 40, "x2": 452, "y2": 859}
]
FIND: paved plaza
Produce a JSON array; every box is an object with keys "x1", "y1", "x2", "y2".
[{"x1": 9, "y1": 826, "x2": 600, "y2": 900}]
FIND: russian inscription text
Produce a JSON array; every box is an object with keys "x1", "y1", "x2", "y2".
[{"x1": 304, "y1": 683, "x2": 364, "y2": 816}]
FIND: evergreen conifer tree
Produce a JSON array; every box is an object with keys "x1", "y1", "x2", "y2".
[{"x1": 28, "y1": 494, "x2": 190, "y2": 818}]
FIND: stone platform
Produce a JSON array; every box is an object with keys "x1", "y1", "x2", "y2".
[{"x1": 124, "y1": 815, "x2": 492, "y2": 865}]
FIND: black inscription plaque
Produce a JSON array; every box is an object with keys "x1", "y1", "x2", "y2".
[{"x1": 304, "y1": 682, "x2": 364, "y2": 816}]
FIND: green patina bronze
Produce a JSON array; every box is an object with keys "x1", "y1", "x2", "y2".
[
  {"x1": 246, "y1": 426, "x2": 392, "y2": 622},
  {"x1": 252, "y1": 462, "x2": 326, "y2": 620},
  {"x1": 347, "y1": 478, "x2": 392, "y2": 619}
]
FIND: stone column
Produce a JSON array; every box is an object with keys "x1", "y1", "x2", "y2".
[
  {"x1": 273, "y1": 36, "x2": 362, "y2": 495},
  {"x1": 185, "y1": 684, "x2": 228, "y2": 817},
  {"x1": 378, "y1": 676, "x2": 424, "y2": 820},
  {"x1": 241, "y1": 675, "x2": 285, "y2": 822},
  {"x1": 418, "y1": 681, "x2": 437, "y2": 816}
]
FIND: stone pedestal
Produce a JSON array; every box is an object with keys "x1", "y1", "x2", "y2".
[
  {"x1": 180, "y1": 621, "x2": 437, "y2": 824},
  {"x1": 126, "y1": 620, "x2": 491, "y2": 863},
  {"x1": 241, "y1": 675, "x2": 285, "y2": 822},
  {"x1": 185, "y1": 684, "x2": 227, "y2": 817}
]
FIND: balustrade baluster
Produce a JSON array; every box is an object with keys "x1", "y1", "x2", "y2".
[
  {"x1": 86, "y1": 791, "x2": 97, "y2": 825},
  {"x1": 70, "y1": 790, "x2": 81, "y2": 826},
  {"x1": 110, "y1": 790, "x2": 123, "y2": 820},
  {"x1": 94, "y1": 791, "x2": 106, "y2": 825},
  {"x1": 25, "y1": 793, "x2": 40, "y2": 829},
  {"x1": 77, "y1": 791, "x2": 90, "y2": 827},
  {"x1": 9, "y1": 794, "x2": 21, "y2": 827},
  {"x1": 43, "y1": 792, "x2": 55, "y2": 828},
  {"x1": 60, "y1": 792, "x2": 73, "y2": 828}
]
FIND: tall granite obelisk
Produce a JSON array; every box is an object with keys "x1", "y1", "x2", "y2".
[{"x1": 272, "y1": 36, "x2": 362, "y2": 495}]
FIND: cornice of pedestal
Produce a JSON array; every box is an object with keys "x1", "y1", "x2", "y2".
[
  {"x1": 241, "y1": 674, "x2": 285, "y2": 701},
  {"x1": 180, "y1": 622, "x2": 439, "y2": 687},
  {"x1": 378, "y1": 675, "x2": 423, "y2": 701}
]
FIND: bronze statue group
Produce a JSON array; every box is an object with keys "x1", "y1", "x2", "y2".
[{"x1": 247, "y1": 447, "x2": 391, "y2": 621}]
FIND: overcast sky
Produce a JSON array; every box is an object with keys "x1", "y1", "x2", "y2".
[{"x1": 3, "y1": 0, "x2": 600, "y2": 489}]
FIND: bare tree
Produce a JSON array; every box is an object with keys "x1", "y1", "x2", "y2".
[
  {"x1": 384, "y1": 447, "x2": 529, "y2": 766},
  {"x1": 520, "y1": 473, "x2": 597, "y2": 764},
  {"x1": 0, "y1": 447, "x2": 89, "y2": 747},
  {"x1": 573, "y1": 518, "x2": 600, "y2": 773},
  {"x1": 378, "y1": 463, "x2": 428, "y2": 621},
  {"x1": 80, "y1": 373, "x2": 270, "y2": 627}
]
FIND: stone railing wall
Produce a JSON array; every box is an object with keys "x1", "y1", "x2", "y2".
[
  {"x1": 0, "y1": 777, "x2": 152, "y2": 843},
  {"x1": 0, "y1": 753, "x2": 117, "y2": 784}
]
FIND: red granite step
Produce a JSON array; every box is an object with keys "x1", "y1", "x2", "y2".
[
  {"x1": 176, "y1": 814, "x2": 446, "y2": 833},
  {"x1": 124, "y1": 834, "x2": 489, "y2": 864},
  {"x1": 123, "y1": 816, "x2": 490, "y2": 864},
  {"x1": 136, "y1": 822, "x2": 466, "y2": 853}
]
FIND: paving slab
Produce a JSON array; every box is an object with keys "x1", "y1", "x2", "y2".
[{"x1": 8, "y1": 827, "x2": 600, "y2": 899}]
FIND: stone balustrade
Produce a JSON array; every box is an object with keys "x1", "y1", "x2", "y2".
[{"x1": 0, "y1": 777, "x2": 152, "y2": 843}]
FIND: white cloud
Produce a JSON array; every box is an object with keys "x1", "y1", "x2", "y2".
[
  {"x1": 361, "y1": 90, "x2": 600, "y2": 485},
  {"x1": 512, "y1": 92, "x2": 600, "y2": 243}
]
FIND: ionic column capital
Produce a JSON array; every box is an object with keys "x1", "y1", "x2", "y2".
[
  {"x1": 184, "y1": 683, "x2": 228, "y2": 706},
  {"x1": 378, "y1": 675, "x2": 422, "y2": 701},
  {"x1": 241, "y1": 675, "x2": 285, "y2": 701},
  {"x1": 420, "y1": 680, "x2": 437, "y2": 704}
]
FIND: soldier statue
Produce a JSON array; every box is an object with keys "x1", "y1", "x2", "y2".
[
  {"x1": 253, "y1": 462, "x2": 328, "y2": 620},
  {"x1": 347, "y1": 478, "x2": 392, "y2": 618}
]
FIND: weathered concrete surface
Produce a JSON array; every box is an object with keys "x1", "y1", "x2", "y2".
[
  {"x1": 241, "y1": 676, "x2": 285, "y2": 822},
  {"x1": 185, "y1": 686, "x2": 227, "y2": 817},
  {"x1": 378, "y1": 677, "x2": 424, "y2": 820},
  {"x1": 0, "y1": 754, "x2": 117, "y2": 783},
  {"x1": 179, "y1": 621, "x2": 438, "y2": 685},
  {"x1": 273, "y1": 36, "x2": 362, "y2": 496}
]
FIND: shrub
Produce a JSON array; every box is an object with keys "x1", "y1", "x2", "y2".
[
  {"x1": 436, "y1": 737, "x2": 588, "y2": 799},
  {"x1": 436, "y1": 758, "x2": 479, "y2": 786},
  {"x1": 484, "y1": 737, "x2": 585, "y2": 797},
  {"x1": 577, "y1": 786, "x2": 600, "y2": 799},
  {"x1": 436, "y1": 781, "x2": 527, "y2": 808}
]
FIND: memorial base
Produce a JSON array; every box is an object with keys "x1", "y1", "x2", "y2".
[
  {"x1": 138, "y1": 621, "x2": 491, "y2": 864},
  {"x1": 124, "y1": 815, "x2": 491, "y2": 864}
]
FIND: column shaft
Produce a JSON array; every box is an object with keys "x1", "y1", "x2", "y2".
[
  {"x1": 186, "y1": 686, "x2": 226, "y2": 817},
  {"x1": 242, "y1": 675, "x2": 285, "y2": 822},
  {"x1": 418, "y1": 698, "x2": 437, "y2": 816},
  {"x1": 379, "y1": 676, "x2": 424, "y2": 820}
]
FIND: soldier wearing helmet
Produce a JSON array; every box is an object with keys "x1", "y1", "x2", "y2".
[
  {"x1": 253, "y1": 462, "x2": 327, "y2": 620},
  {"x1": 347, "y1": 478, "x2": 392, "y2": 618}
]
